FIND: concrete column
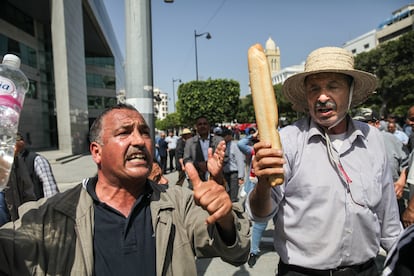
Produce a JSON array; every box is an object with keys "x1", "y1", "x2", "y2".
[
  {"x1": 125, "y1": 0, "x2": 154, "y2": 137},
  {"x1": 51, "y1": 0, "x2": 89, "y2": 154}
]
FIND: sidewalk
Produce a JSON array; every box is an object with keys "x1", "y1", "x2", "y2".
[{"x1": 42, "y1": 150, "x2": 280, "y2": 275}]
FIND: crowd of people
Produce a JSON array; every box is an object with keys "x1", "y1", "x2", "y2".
[{"x1": 1, "y1": 45, "x2": 414, "y2": 275}]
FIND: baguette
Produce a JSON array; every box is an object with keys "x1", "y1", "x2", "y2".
[{"x1": 248, "y1": 43, "x2": 284, "y2": 186}]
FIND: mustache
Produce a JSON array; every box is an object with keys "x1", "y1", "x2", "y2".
[
  {"x1": 126, "y1": 146, "x2": 148, "y2": 158},
  {"x1": 315, "y1": 101, "x2": 336, "y2": 109}
]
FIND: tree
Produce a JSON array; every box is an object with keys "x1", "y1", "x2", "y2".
[
  {"x1": 177, "y1": 79, "x2": 240, "y2": 125},
  {"x1": 155, "y1": 112, "x2": 181, "y2": 131},
  {"x1": 354, "y1": 31, "x2": 414, "y2": 118},
  {"x1": 236, "y1": 94, "x2": 255, "y2": 123},
  {"x1": 235, "y1": 83, "x2": 299, "y2": 125}
]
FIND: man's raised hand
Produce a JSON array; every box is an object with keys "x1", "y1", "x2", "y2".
[
  {"x1": 207, "y1": 140, "x2": 226, "y2": 178},
  {"x1": 185, "y1": 162, "x2": 233, "y2": 226}
]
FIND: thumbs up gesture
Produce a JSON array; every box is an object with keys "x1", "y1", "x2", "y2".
[{"x1": 185, "y1": 141, "x2": 233, "y2": 228}]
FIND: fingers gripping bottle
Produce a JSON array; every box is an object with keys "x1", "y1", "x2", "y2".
[{"x1": 0, "y1": 54, "x2": 29, "y2": 190}]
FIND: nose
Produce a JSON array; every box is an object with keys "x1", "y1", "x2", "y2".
[
  {"x1": 317, "y1": 93, "x2": 330, "y2": 103},
  {"x1": 131, "y1": 130, "x2": 145, "y2": 145}
]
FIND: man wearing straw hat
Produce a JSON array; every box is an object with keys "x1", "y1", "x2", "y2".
[{"x1": 246, "y1": 47, "x2": 403, "y2": 275}]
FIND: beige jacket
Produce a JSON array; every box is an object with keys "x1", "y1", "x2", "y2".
[{"x1": 0, "y1": 179, "x2": 250, "y2": 275}]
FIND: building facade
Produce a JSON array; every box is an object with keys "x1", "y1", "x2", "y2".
[
  {"x1": 343, "y1": 4, "x2": 414, "y2": 55},
  {"x1": 0, "y1": 0, "x2": 124, "y2": 154},
  {"x1": 275, "y1": 3, "x2": 413, "y2": 87},
  {"x1": 376, "y1": 4, "x2": 414, "y2": 43},
  {"x1": 153, "y1": 88, "x2": 168, "y2": 121},
  {"x1": 343, "y1": 29, "x2": 377, "y2": 55},
  {"x1": 264, "y1": 37, "x2": 281, "y2": 76}
]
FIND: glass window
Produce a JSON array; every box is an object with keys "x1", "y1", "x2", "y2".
[
  {"x1": 85, "y1": 57, "x2": 114, "y2": 69},
  {"x1": 0, "y1": 34, "x2": 37, "y2": 68},
  {"x1": 0, "y1": 0, "x2": 35, "y2": 36}
]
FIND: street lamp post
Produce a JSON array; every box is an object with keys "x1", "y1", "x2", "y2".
[
  {"x1": 194, "y1": 30, "x2": 211, "y2": 81},
  {"x1": 172, "y1": 78, "x2": 181, "y2": 112}
]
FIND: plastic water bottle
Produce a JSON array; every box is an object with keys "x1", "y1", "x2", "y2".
[{"x1": 0, "y1": 54, "x2": 29, "y2": 191}]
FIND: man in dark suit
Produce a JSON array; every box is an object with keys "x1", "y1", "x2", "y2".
[{"x1": 183, "y1": 116, "x2": 223, "y2": 188}]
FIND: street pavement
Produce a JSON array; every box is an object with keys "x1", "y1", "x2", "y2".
[{"x1": 41, "y1": 150, "x2": 280, "y2": 276}]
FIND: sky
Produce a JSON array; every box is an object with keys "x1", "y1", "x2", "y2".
[{"x1": 102, "y1": 0, "x2": 411, "y2": 112}]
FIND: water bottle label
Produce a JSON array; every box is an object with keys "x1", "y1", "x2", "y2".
[
  {"x1": 0, "y1": 95, "x2": 22, "y2": 112},
  {"x1": 0, "y1": 76, "x2": 16, "y2": 96}
]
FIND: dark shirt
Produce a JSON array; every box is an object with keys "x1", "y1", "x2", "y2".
[
  {"x1": 175, "y1": 137, "x2": 186, "y2": 171},
  {"x1": 158, "y1": 138, "x2": 168, "y2": 158},
  {"x1": 408, "y1": 132, "x2": 414, "y2": 153},
  {"x1": 86, "y1": 177, "x2": 156, "y2": 276}
]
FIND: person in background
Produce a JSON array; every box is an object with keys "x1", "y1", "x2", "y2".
[
  {"x1": 148, "y1": 162, "x2": 169, "y2": 185},
  {"x1": 382, "y1": 223, "x2": 414, "y2": 275},
  {"x1": 402, "y1": 157, "x2": 414, "y2": 228},
  {"x1": 353, "y1": 108, "x2": 409, "y2": 220},
  {"x1": 165, "y1": 130, "x2": 179, "y2": 172},
  {"x1": 222, "y1": 128, "x2": 245, "y2": 202},
  {"x1": 233, "y1": 126, "x2": 241, "y2": 140},
  {"x1": 16, "y1": 133, "x2": 59, "y2": 199},
  {"x1": 405, "y1": 106, "x2": 414, "y2": 153},
  {"x1": 156, "y1": 132, "x2": 168, "y2": 174},
  {"x1": 183, "y1": 116, "x2": 223, "y2": 186},
  {"x1": 247, "y1": 47, "x2": 402, "y2": 275},
  {"x1": 175, "y1": 128, "x2": 193, "y2": 187},
  {"x1": 0, "y1": 137, "x2": 36, "y2": 226},
  {"x1": 402, "y1": 106, "x2": 414, "y2": 228},
  {"x1": 154, "y1": 131, "x2": 161, "y2": 164},
  {"x1": 388, "y1": 121, "x2": 409, "y2": 147},
  {"x1": 237, "y1": 129, "x2": 268, "y2": 268},
  {"x1": 0, "y1": 103, "x2": 250, "y2": 275},
  {"x1": 213, "y1": 126, "x2": 223, "y2": 137},
  {"x1": 387, "y1": 114, "x2": 404, "y2": 131}
]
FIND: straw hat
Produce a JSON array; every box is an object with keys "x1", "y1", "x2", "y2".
[
  {"x1": 181, "y1": 128, "x2": 192, "y2": 135},
  {"x1": 282, "y1": 47, "x2": 378, "y2": 112}
]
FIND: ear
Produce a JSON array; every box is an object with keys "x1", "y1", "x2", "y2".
[{"x1": 90, "y1": 141, "x2": 102, "y2": 164}]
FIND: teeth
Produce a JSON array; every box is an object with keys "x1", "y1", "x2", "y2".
[{"x1": 128, "y1": 154, "x2": 145, "y2": 160}]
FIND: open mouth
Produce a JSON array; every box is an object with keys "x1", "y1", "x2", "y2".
[
  {"x1": 317, "y1": 107, "x2": 333, "y2": 115},
  {"x1": 126, "y1": 152, "x2": 147, "y2": 162},
  {"x1": 316, "y1": 101, "x2": 336, "y2": 116}
]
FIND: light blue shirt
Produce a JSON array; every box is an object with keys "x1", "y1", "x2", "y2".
[
  {"x1": 392, "y1": 129, "x2": 409, "y2": 145},
  {"x1": 246, "y1": 116, "x2": 402, "y2": 269}
]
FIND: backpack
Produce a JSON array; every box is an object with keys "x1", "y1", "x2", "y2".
[{"x1": 20, "y1": 150, "x2": 44, "y2": 199}]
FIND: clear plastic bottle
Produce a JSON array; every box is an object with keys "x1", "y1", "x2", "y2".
[{"x1": 0, "y1": 54, "x2": 29, "y2": 191}]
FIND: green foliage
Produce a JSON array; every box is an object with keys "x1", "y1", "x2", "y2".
[
  {"x1": 177, "y1": 79, "x2": 240, "y2": 125},
  {"x1": 236, "y1": 94, "x2": 254, "y2": 123},
  {"x1": 354, "y1": 30, "x2": 414, "y2": 118},
  {"x1": 155, "y1": 112, "x2": 181, "y2": 131},
  {"x1": 235, "y1": 83, "x2": 300, "y2": 124}
]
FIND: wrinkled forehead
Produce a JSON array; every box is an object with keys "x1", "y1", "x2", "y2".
[
  {"x1": 105, "y1": 108, "x2": 146, "y2": 125},
  {"x1": 305, "y1": 72, "x2": 351, "y2": 85}
]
